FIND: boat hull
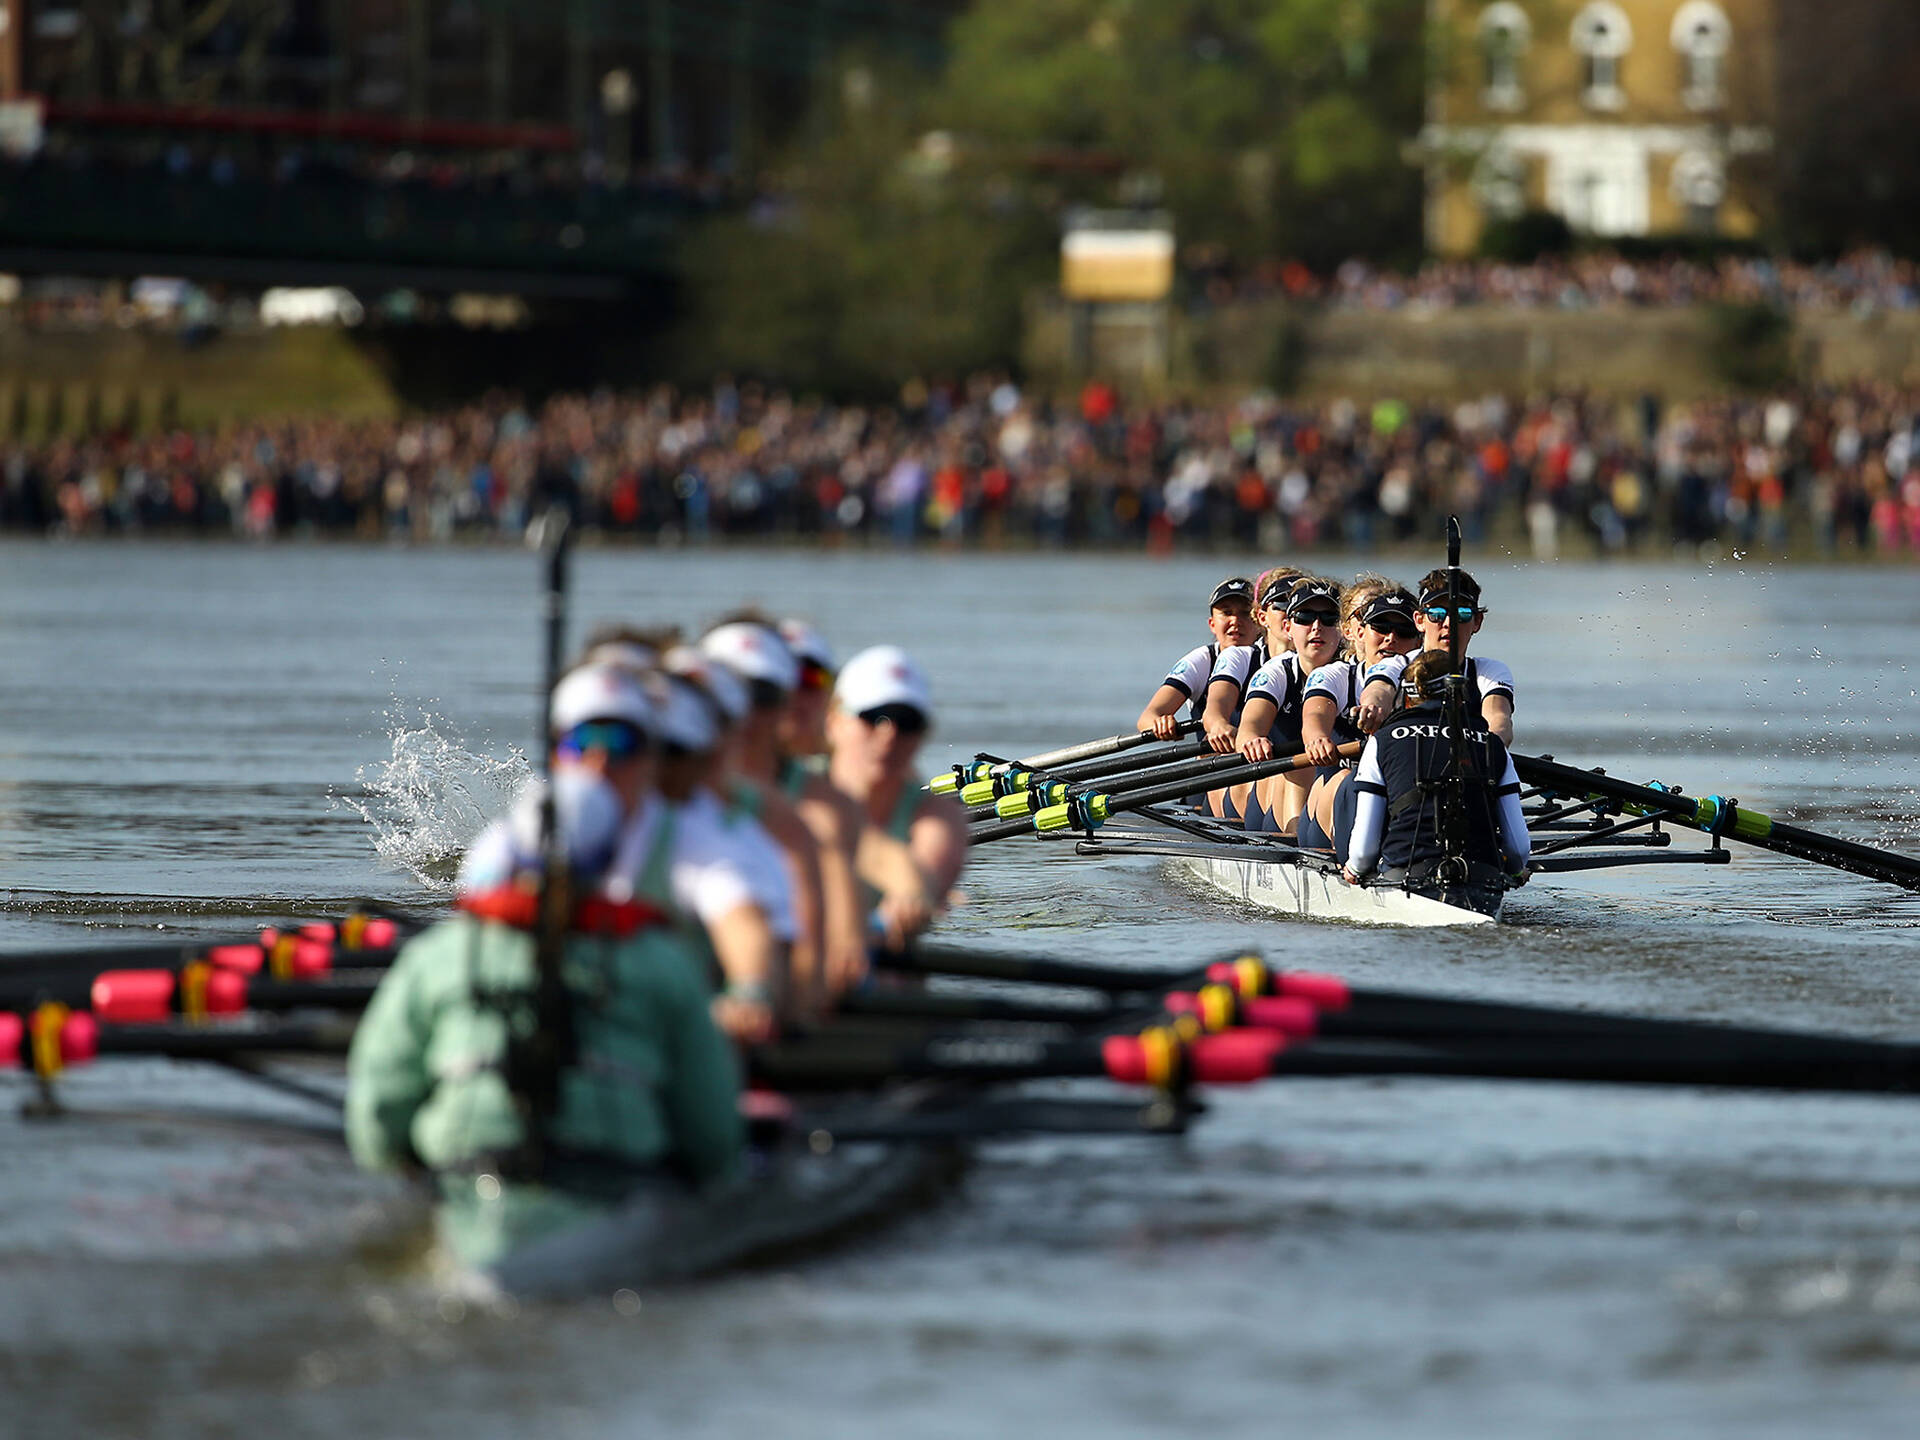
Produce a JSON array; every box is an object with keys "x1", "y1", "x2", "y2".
[
  {"x1": 1181, "y1": 851, "x2": 1503, "y2": 928},
  {"x1": 479, "y1": 1089, "x2": 959, "y2": 1298}
]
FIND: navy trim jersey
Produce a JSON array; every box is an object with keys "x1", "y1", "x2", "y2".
[
  {"x1": 1302, "y1": 657, "x2": 1372, "y2": 744},
  {"x1": 1242, "y1": 651, "x2": 1314, "y2": 751},
  {"x1": 1362, "y1": 654, "x2": 1515, "y2": 712},
  {"x1": 1346, "y1": 700, "x2": 1529, "y2": 876},
  {"x1": 1160, "y1": 642, "x2": 1220, "y2": 725},
  {"x1": 1204, "y1": 638, "x2": 1272, "y2": 726}
]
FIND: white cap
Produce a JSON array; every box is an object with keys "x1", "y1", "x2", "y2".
[
  {"x1": 664, "y1": 645, "x2": 749, "y2": 724},
  {"x1": 778, "y1": 618, "x2": 834, "y2": 671},
  {"x1": 649, "y1": 673, "x2": 721, "y2": 753},
  {"x1": 834, "y1": 645, "x2": 934, "y2": 719},
  {"x1": 702, "y1": 622, "x2": 799, "y2": 693},
  {"x1": 550, "y1": 663, "x2": 654, "y2": 736},
  {"x1": 585, "y1": 640, "x2": 658, "y2": 674}
]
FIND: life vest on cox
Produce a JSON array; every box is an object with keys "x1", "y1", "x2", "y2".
[{"x1": 457, "y1": 887, "x2": 670, "y2": 937}]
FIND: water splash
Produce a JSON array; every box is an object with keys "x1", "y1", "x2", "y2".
[{"x1": 334, "y1": 706, "x2": 529, "y2": 890}]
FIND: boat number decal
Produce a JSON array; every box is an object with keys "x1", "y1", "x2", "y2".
[{"x1": 926, "y1": 1037, "x2": 1048, "y2": 1067}]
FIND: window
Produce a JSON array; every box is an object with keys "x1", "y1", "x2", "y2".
[
  {"x1": 1671, "y1": 1, "x2": 1731, "y2": 111},
  {"x1": 1669, "y1": 148, "x2": 1726, "y2": 230},
  {"x1": 1472, "y1": 144, "x2": 1528, "y2": 219},
  {"x1": 1570, "y1": 2, "x2": 1633, "y2": 112},
  {"x1": 1477, "y1": 3, "x2": 1531, "y2": 112}
]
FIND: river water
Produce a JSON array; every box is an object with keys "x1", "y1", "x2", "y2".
[{"x1": 4, "y1": 539, "x2": 1920, "y2": 1439}]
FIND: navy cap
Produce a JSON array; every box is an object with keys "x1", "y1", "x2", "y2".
[
  {"x1": 1285, "y1": 581, "x2": 1341, "y2": 619},
  {"x1": 1360, "y1": 588, "x2": 1417, "y2": 625},
  {"x1": 1208, "y1": 577, "x2": 1254, "y2": 608}
]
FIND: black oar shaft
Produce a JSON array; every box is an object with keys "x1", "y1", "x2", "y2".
[
  {"x1": 1514, "y1": 753, "x2": 1920, "y2": 893},
  {"x1": 1015, "y1": 724, "x2": 1194, "y2": 773},
  {"x1": 879, "y1": 945, "x2": 1209, "y2": 995},
  {"x1": 1267, "y1": 1036, "x2": 1920, "y2": 1095}
]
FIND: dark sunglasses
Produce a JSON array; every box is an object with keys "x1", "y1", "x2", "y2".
[
  {"x1": 558, "y1": 719, "x2": 648, "y2": 760},
  {"x1": 858, "y1": 704, "x2": 930, "y2": 735},
  {"x1": 797, "y1": 659, "x2": 835, "y2": 693},
  {"x1": 1368, "y1": 619, "x2": 1419, "y2": 639},
  {"x1": 1290, "y1": 609, "x2": 1340, "y2": 627},
  {"x1": 1423, "y1": 605, "x2": 1482, "y2": 623}
]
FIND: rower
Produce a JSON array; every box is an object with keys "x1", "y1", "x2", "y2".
[
  {"x1": 1341, "y1": 649, "x2": 1531, "y2": 890},
  {"x1": 826, "y1": 645, "x2": 968, "y2": 950},
  {"x1": 702, "y1": 617, "x2": 866, "y2": 1013},
  {"x1": 1354, "y1": 568, "x2": 1514, "y2": 745},
  {"x1": 1196, "y1": 573, "x2": 1313, "y2": 819},
  {"x1": 612, "y1": 652, "x2": 794, "y2": 1044},
  {"x1": 1231, "y1": 578, "x2": 1346, "y2": 832},
  {"x1": 776, "y1": 618, "x2": 836, "y2": 773},
  {"x1": 347, "y1": 663, "x2": 745, "y2": 1272},
  {"x1": 1296, "y1": 584, "x2": 1422, "y2": 849},
  {"x1": 1136, "y1": 576, "x2": 1257, "y2": 741}
]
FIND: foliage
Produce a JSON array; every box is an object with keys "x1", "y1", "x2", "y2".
[
  {"x1": 1476, "y1": 209, "x2": 1574, "y2": 263},
  {"x1": 1705, "y1": 302, "x2": 1794, "y2": 392},
  {"x1": 675, "y1": 1, "x2": 1430, "y2": 392}
]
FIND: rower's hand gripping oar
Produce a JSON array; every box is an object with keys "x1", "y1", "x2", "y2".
[
  {"x1": 929, "y1": 721, "x2": 1199, "y2": 796},
  {"x1": 1511, "y1": 752, "x2": 1920, "y2": 894}
]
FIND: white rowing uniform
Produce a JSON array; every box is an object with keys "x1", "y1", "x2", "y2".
[
  {"x1": 1242, "y1": 651, "x2": 1315, "y2": 745},
  {"x1": 1203, "y1": 638, "x2": 1272, "y2": 724},
  {"x1": 602, "y1": 790, "x2": 797, "y2": 940},
  {"x1": 1360, "y1": 653, "x2": 1516, "y2": 712},
  {"x1": 1159, "y1": 642, "x2": 1222, "y2": 722}
]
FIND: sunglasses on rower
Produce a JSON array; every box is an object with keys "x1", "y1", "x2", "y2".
[
  {"x1": 1367, "y1": 619, "x2": 1420, "y2": 640},
  {"x1": 857, "y1": 703, "x2": 930, "y2": 736},
  {"x1": 557, "y1": 720, "x2": 649, "y2": 760},
  {"x1": 1291, "y1": 608, "x2": 1340, "y2": 628},
  {"x1": 1423, "y1": 605, "x2": 1482, "y2": 623},
  {"x1": 797, "y1": 659, "x2": 835, "y2": 693}
]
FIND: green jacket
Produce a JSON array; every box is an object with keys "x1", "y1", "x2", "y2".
[{"x1": 345, "y1": 913, "x2": 745, "y2": 1266}]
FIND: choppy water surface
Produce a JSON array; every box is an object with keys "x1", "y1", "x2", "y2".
[{"x1": 3, "y1": 539, "x2": 1920, "y2": 1439}]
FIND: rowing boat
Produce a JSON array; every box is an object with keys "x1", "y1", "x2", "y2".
[
  {"x1": 1072, "y1": 821, "x2": 1507, "y2": 927},
  {"x1": 471, "y1": 1084, "x2": 964, "y2": 1300}
]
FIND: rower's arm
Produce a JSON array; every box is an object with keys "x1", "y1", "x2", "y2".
[
  {"x1": 1137, "y1": 684, "x2": 1191, "y2": 740},
  {"x1": 796, "y1": 785, "x2": 874, "y2": 998},
  {"x1": 757, "y1": 795, "x2": 828, "y2": 1015},
  {"x1": 344, "y1": 938, "x2": 436, "y2": 1173},
  {"x1": 1200, "y1": 679, "x2": 1241, "y2": 752},
  {"x1": 1494, "y1": 754, "x2": 1530, "y2": 872},
  {"x1": 1234, "y1": 696, "x2": 1280, "y2": 761},
  {"x1": 1300, "y1": 694, "x2": 1340, "y2": 765},
  {"x1": 907, "y1": 792, "x2": 969, "y2": 905},
  {"x1": 1341, "y1": 743, "x2": 1389, "y2": 880},
  {"x1": 1355, "y1": 677, "x2": 1397, "y2": 733},
  {"x1": 705, "y1": 903, "x2": 781, "y2": 1044},
  {"x1": 1482, "y1": 693, "x2": 1514, "y2": 747}
]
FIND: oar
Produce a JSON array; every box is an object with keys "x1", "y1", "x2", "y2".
[
  {"x1": 1169, "y1": 1029, "x2": 1920, "y2": 1097},
  {"x1": 967, "y1": 742, "x2": 1262, "y2": 824},
  {"x1": 2, "y1": 1008, "x2": 356, "y2": 1075},
  {"x1": 1164, "y1": 959, "x2": 1910, "y2": 1061},
  {"x1": 968, "y1": 741, "x2": 1363, "y2": 842},
  {"x1": 959, "y1": 738, "x2": 1215, "y2": 814},
  {"x1": 0, "y1": 924, "x2": 407, "y2": 1010},
  {"x1": 929, "y1": 722, "x2": 1199, "y2": 794},
  {"x1": 1513, "y1": 753, "x2": 1920, "y2": 894},
  {"x1": 875, "y1": 943, "x2": 1230, "y2": 997}
]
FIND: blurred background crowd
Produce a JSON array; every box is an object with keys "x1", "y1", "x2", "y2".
[{"x1": 9, "y1": 374, "x2": 1917, "y2": 558}]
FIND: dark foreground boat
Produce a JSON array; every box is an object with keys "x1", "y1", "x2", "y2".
[{"x1": 477, "y1": 1083, "x2": 965, "y2": 1300}]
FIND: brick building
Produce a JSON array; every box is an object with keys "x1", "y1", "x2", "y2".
[{"x1": 1421, "y1": 0, "x2": 1776, "y2": 254}]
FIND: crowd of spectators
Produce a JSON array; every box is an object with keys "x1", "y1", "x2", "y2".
[
  {"x1": 1213, "y1": 249, "x2": 1920, "y2": 315},
  {"x1": 5, "y1": 374, "x2": 1918, "y2": 559}
]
